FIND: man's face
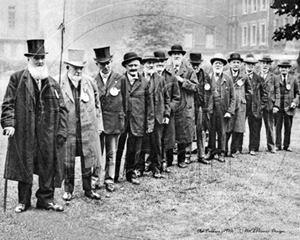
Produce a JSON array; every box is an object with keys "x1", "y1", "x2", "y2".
[
  {"x1": 68, "y1": 64, "x2": 83, "y2": 81},
  {"x1": 229, "y1": 60, "x2": 242, "y2": 71},
  {"x1": 245, "y1": 63, "x2": 255, "y2": 74},
  {"x1": 144, "y1": 60, "x2": 156, "y2": 75},
  {"x1": 155, "y1": 60, "x2": 166, "y2": 75},
  {"x1": 279, "y1": 66, "x2": 290, "y2": 75},
  {"x1": 191, "y1": 63, "x2": 201, "y2": 73},
  {"x1": 125, "y1": 59, "x2": 140, "y2": 77},
  {"x1": 260, "y1": 62, "x2": 271, "y2": 73},
  {"x1": 212, "y1": 60, "x2": 224, "y2": 74},
  {"x1": 29, "y1": 55, "x2": 45, "y2": 67},
  {"x1": 171, "y1": 52, "x2": 183, "y2": 66},
  {"x1": 97, "y1": 60, "x2": 112, "y2": 74}
]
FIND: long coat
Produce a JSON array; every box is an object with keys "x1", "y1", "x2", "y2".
[
  {"x1": 59, "y1": 73, "x2": 103, "y2": 170},
  {"x1": 122, "y1": 73, "x2": 154, "y2": 137},
  {"x1": 262, "y1": 72, "x2": 280, "y2": 111},
  {"x1": 166, "y1": 63, "x2": 198, "y2": 144},
  {"x1": 225, "y1": 70, "x2": 252, "y2": 133},
  {"x1": 276, "y1": 74, "x2": 299, "y2": 115},
  {"x1": 1, "y1": 69, "x2": 68, "y2": 187},
  {"x1": 94, "y1": 71, "x2": 125, "y2": 135}
]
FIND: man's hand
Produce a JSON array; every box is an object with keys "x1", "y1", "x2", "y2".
[
  {"x1": 272, "y1": 107, "x2": 279, "y2": 114},
  {"x1": 146, "y1": 127, "x2": 153, "y2": 134},
  {"x1": 162, "y1": 117, "x2": 170, "y2": 125},
  {"x1": 3, "y1": 127, "x2": 15, "y2": 137},
  {"x1": 224, "y1": 112, "x2": 231, "y2": 118},
  {"x1": 176, "y1": 76, "x2": 184, "y2": 83},
  {"x1": 290, "y1": 102, "x2": 297, "y2": 109},
  {"x1": 57, "y1": 135, "x2": 66, "y2": 146}
]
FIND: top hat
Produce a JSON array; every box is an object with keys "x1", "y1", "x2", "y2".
[
  {"x1": 154, "y1": 51, "x2": 168, "y2": 61},
  {"x1": 189, "y1": 52, "x2": 203, "y2": 64},
  {"x1": 277, "y1": 60, "x2": 291, "y2": 68},
  {"x1": 228, "y1": 53, "x2": 243, "y2": 62},
  {"x1": 64, "y1": 48, "x2": 87, "y2": 67},
  {"x1": 243, "y1": 53, "x2": 258, "y2": 64},
  {"x1": 210, "y1": 53, "x2": 227, "y2": 65},
  {"x1": 122, "y1": 52, "x2": 142, "y2": 67},
  {"x1": 142, "y1": 52, "x2": 158, "y2": 64},
  {"x1": 259, "y1": 55, "x2": 273, "y2": 63},
  {"x1": 24, "y1": 39, "x2": 48, "y2": 57},
  {"x1": 168, "y1": 45, "x2": 186, "y2": 56},
  {"x1": 94, "y1": 46, "x2": 113, "y2": 63}
]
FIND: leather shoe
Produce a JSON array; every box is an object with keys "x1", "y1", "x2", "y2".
[
  {"x1": 162, "y1": 162, "x2": 171, "y2": 173},
  {"x1": 15, "y1": 203, "x2": 29, "y2": 213},
  {"x1": 144, "y1": 162, "x2": 151, "y2": 172},
  {"x1": 269, "y1": 149, "x2": 276, "y2": 154},
  {"x1": 249, "y1": 150, "x2": 256, "y2": 156},
  {"x1": 184, "y1": 158, "x2": 191, "y2": 164},
  {"x1": 62, "y1": 192, "x2": 72, "y2": 201},
  {"x1": 275, "y1": 146, "x2": 281, "y2": 151},
  {"x1": 130, "y1": 178, "x2": 140, "y2": 185},
  {"x1": 205, "y1": 152, "x2": 215, "y2": 160},
  {"x1": 85, "y1": 190, "x2": 101, "y2": 200},
  {"x1": 218, "y1": 153, "x2": 225, "y2": 162},
  {"x1": 198, "y1": 157, "x2": 211, "y2": 165},
  {"x1": 105, "y1": 183, "x2": 115, "y2": 192},
  {"x1": 153, "y1": 172, "x2": 166, "y2": 179},
  {"x1": 284, "y1": 147, "x2": 292, "y2": 152},
  {"x1": 178, "y1": 162, "x2": 187, "y2": 168},
  {"x1": 36, "y1": 201, "x2": 64, "y2": 212}
]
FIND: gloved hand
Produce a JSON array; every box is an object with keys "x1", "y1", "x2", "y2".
[
  {"x1": 224, "y1": 112, "x2": 231, "y2": 118},
  {"x1": 290, "y1": 102, "x2": 296, "y2": 109}
]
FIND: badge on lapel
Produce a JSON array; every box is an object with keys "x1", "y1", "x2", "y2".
[
  {"x1": 82, "y1": 87, "x2": 90, "y2": 102},
  {"x1": 110, "y1": 87, "x2": 120, "y2": 96},
  {"x1": 204, "y1": 83, "x2": 211, "y2": 90},
  {"x1": 236, "y1": 79, "x2": 243, "y2": 86},
  {"x1": 286, "y1": 84, "x2": 291, "y2": 91},
  {"x1": 54, "y1": 89, "x2": 59, "y2": 99}
]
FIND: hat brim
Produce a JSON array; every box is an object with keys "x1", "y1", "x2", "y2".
[
  {"x1": 228, "y1": 58, "x2": 243, "y2": 62},
  {"x1": 142, "y1": 57, "x2": 158, "y2": 64},
  {"x1": 94, "y1": 55, "x2": 113, "y2": 63},
  {"x1": 157, "y1": 57, "x2": 168, "y2": 61},
  {"x1": 190, "y1": 60, "x2": 202, "y2": 64},
  {"x1": 278, "y1": 64, "x2": 291, "y2": 68},
  {"x1": 168, "y1": 50, "x2": 186, "y2": 56},
  {"x1": 122, "y1": 57, "x2": 142, "y2": 67},
  {"x1": 259, "y1": 59, "x2": 273, "y2": 63},
  {"x1": 24, "y1": 52, "x2": 48, "y2": 57},
  {"x1": 64, "y1": 61, "x2": 87, "y2": 67},
  {"x1": 244, "y1": 60, "x2": 258, "y2": 64},
  {"x1": 210, "y1": 58, "x2": 227, "y2": 66}
]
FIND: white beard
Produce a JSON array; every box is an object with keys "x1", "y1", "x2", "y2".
[
  {"x1": 28, "y1": 62, "x2": 49, "y2": 80},
  {"x1": 68, "y1": 72, "x2": 82, "y2": 82}
]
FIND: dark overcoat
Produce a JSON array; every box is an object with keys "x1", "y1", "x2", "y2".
[
  {"x1": 263, "y1": 72, "x2": 280, "y2": 111},
  {"x1": 1, "y1": 69, "x2": 68, "y2": 187},
  {"x1": 94, "y1": 71, "x2": 125, "y2": 134}
]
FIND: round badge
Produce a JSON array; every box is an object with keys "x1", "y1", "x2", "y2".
[
  {"x1": 204, "y1": 83, "x2": 210, "y2": 90},
  {"x1": 81, "y1": 92, "x2": 89, "y2": 102},
  {"x1": 286, "y1": 84, "x2": 291, "y2": 90},
  {"x1": 236, "y1": 79, "x2": 243, "y2": 86},
  {"x1": 110, "y1": 87, "x2": 120, "y2": 96}
]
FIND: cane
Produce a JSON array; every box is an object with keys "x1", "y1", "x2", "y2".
[{"x1": 3, "y1": 178, "x2": 7, "y2": 212}]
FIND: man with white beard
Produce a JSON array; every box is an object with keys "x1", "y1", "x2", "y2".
[
  {"x1": 59, "y1": 49, "x2": 103, "y2": 201},
  {"x1": 1, "y1": 39, "x2": 68, "y2": 213}
]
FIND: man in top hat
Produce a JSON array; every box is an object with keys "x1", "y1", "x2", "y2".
[
  {"x1": 275, "y1": 60, "x2": 299, "y2": 152},
  {"x1": 244, "y1": 54, "x2": 267, "y2": 156},
  {"x1": 224, "y1": 53, "x2": 252, "y2": 157},
  {"x1": 166, "y1": 45, "x2": 198, "y2": 168},
  {"x1": 154, "y1": 50, "x2": 180, "y2": 172},
  {"x1": 205, "y1": 53, "x2": 235, "y2": 162},
  {"x1": 59, "y1": 48, "x2": 102, "y2": 201},
  {"x1": 121, "y1": 52, "x2": 154, "y2": 185},
  {"x1": 188, "y1": 52, "x2": 212, "y2": 164},
  {"x1": 1, "y1": 39, "x2": 68, "y2": 212},
  {"x1": 259, "y1": 55, "x2": 280, "y2": 153},
  {"x1": 92, "y1": 46, "x2": 125, "y2": 192},
  {"x1": 140, "y1": 52, "x2": 170, "y2": 178}
]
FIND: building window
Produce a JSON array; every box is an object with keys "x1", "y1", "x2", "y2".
[
  {"x1": 274, "y1": 18, "x2": 279, "y2": 31},
  {"x1": 260, "y1": 0, "x2": 267, "y2": 11},
  {"x1": 206, "y1": 0, "x2": 215, "y2": 18},
  {"x1": 243, "y1": 0, "x2": 248, "y2": 14},
  {"x1": 205, "y1": 26, "x2": 215, "y2": 49},
  {"x1": 241, "y1": 24, "x2": 248, "y2": 46},
  {"x1": 250, "y1": 23, "x2": 257, "y2": 46},
  {"x1": 251, "y1": 0, "x2": 257, "y2": 12},
  {"x1": 259, "y1": 22, "x2": 266, "y2": 45},
  {"x1": 8, "y1": 6, "x2": 16, "y2": 29}
]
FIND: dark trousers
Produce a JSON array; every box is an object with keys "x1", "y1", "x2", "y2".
[
  {"x1": 248, "y1": 114, "x2": 262, "y2": 151},
  {"x1": 275, "y1": 111, "x2": 293, "y2": 149},
  {"x1": 115, "y1": 131, "x2": 127, "y2": 181},
  {"x1": 209, "y1": 106, "x2": 227, "y2": 154},
  {"x1": 177, "y1": 143, "x2": 188, "y2": 164},
  {"x1": 161, "y1": 114, "x2": 175, "y2": 166},
  {"x1": 226, "y1": 132, "x2": 243, "y2": 154},
  {"x1": 263, "y1": 110, "x2": 276, "y2": 151}
]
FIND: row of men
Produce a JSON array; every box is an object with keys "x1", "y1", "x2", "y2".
[{"x1": 1, "y1": 39, "x2": 299, "y2": 213}]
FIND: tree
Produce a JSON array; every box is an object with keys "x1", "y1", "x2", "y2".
[
  {"x1": 271, "y1": 0, "x2": 300, "y2": 41},
  {"x1": 126, "y1": 0, "x2": 185, "y2": 54}
]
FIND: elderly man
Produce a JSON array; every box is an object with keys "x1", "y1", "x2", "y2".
[
  {"x1": 93, "y1": 46, "x2": 125, "y2": 192},
  {"x1": 121, "y1": 52, "x2": 154, "y2": 184},
  {"x1": 154, "y1": 51, "x2": 180, "y2": 172},
  {"x1": 206, "y1": 53, "x2": 235, "y2": 162},
  {"x1": 275, "y1": 61, "x2": 299, "y2": 152},
  {"x1": 1, "y1": 39, "x2": 68, "y2": 212},
  {"x1": 166, "y1": 45, "x2": 198, "y2": 168},
  {"x1": 188, "y1": 52, "x2": 212, "y2": 164},
  {"x1": 140, "y1": 52, "x2": 170, "y2": 178},
  {"x1": 259, "y1": 55, "x2": 280, "y2": 153},
  {"x1": 60, "y1": 49, "x2": 102, "y2": 201},
  {"x1": 224, "y1": 53, "x2": 252, "y2": 157}
]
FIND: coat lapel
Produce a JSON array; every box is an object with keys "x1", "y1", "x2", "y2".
[
  {"x1": 24, "y1": 70, "x2": 36, "y2": 105},
  {"x1": 61, "y1": 73, "x2": 74, "y2": 102},
  {"x1": 106, "y1": 72, "x2": 117, "y2": 95},
  {"x1": 130, "y1": 74, "x2": 142, "y2": 94}
]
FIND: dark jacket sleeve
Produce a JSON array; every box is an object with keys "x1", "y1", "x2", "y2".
[
  {"x1": 145, "y1": 82, "x2": 154, "y2": 131},
  {"x1": 273, "y1": 75, "x2": 281, "y2": 109},
  {"x1": 227, "y1": 78, "x2": 236, "y2": 115},
  {"x1": 162, "y1": 78, "x2": 171, "y2": 118},
  {"x1": 170, "y1": 76, "x2": 180, "y2": 111}
]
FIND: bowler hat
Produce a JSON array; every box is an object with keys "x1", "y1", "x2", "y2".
[
  {"x1": 142, "y1": 52, "x2": 158, "y2": 64},
  {"x1": 24, "y1": 39, "x2": 48, "y2": 57},
  {"x1": 228, "y1": 53, "x2": 243, "y2": 62},
  {"x1": 154, "y1": 51, "x2": 168, "y2": 61},
  {"x1": 243, "y1": 54, "x2": 258, "y2": 64},
  {"x1": 210, "y1": 53, "x2": 227, "y2": 65},
  {"x1": 277, "y1": 61, "x2": 291, "y2": 68},
  {"x1": 259, "y1": 55, "x2": 273, "y2": 63},
  {"x1": 122, "y1": 52, "x2": 142, "y2": 67},
  {"x1": 64, "y1": 48, "x2": 87, "y2": 67},
  {"x1": 189, "y1": 52, "x2": 203, "y2": 64},
  {"x1": 168, "y1": 45, "x2": 186, "y2": 56},
  {"x1": 94, "y1": 46, "x2": 112, "y2": 63}
]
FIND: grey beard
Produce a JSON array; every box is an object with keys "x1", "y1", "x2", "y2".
[
  {"x1": 68, "y1": 72, "x2": 82, "y2": 82},
  {"x1": 28, "y1": 63, "x2": 49, "y2": 80}
]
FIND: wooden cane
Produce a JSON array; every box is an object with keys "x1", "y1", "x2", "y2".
[{"x1": 3, "y1": 178, "x2": 7, "y2": 212}]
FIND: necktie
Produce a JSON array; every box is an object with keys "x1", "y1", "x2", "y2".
[
  {"x1": 174, "y1": 66, "x2": 179, "y2": 75},
  {"x1": 102, "y1": 74, "x2": 108, "y2": 85},
  {"x1": 283, "y1": 75, "x2": 286, "y2": 86},
  {"x1": 36, "y1": 79, "x2": 41, "y2": 91}
]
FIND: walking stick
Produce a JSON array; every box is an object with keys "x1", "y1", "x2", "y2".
[
  {"x1": 58, "y1": 0, "x2": 67, "y2": 85},
  {"x1": 3, "y1": 178, "x2": 7, "y2": 212}
]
